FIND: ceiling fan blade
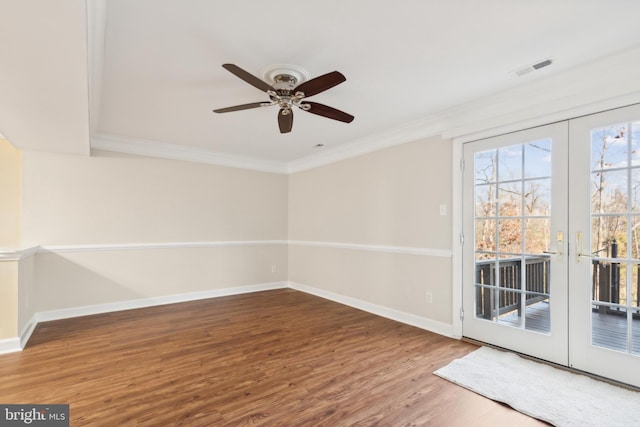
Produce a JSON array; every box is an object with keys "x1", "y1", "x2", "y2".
[
  {"x1": 213, "y1": 102, "x2": 268, "y2": 113},
  {"x1": 222, "y1": 64, "x2": 275, "y2": 93},
  {"x1": 294, "y1": 71, "x2": 346, "y2": 98},
  {"x1": 302, "y1": 102, "x2": 354, "y2": 123},
  {"x1": 278, "y1": 109, "x2": 293, "y2": 133}
]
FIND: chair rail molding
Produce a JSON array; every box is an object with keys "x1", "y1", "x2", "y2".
[
  {"x1": 38, "y1": 240, "x2": 288, "y2": 254},
  {"x1": 289, "y1": 240, "x2": 452, "y2": 258},
  {"x1": 0, "y1": 246, "x2": 39, "y2": 261}
]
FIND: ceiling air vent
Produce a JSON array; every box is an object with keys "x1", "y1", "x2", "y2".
[{"x1": 513, "y1": 58, "x2": 553, "y2": 77}]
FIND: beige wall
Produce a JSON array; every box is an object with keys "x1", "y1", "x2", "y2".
[
  {"x1": 7, "y1": 135, "x2": 455, "y2": 338},
  {"x1": 22, "y1": 150, "x2": 287, "y2": 246},
  {"x1": 289, "y1": 137, "x2": 451, "y2": 248},
  {"x1": 17, "y1": 254, "x2": 36, "y2": 338},
  {"x1": 20, "y1": 150, "x2": 289, "y2": 314},
  {"x1": 0, "y1": 139, "x2": 21, "y2": 247},
  {"x1": 34, "y1": 245, "x2": 287, "y2": 313},
  {"x1": 288, "y1": 136, "x2": 454, "y2": 325},
  {"x1": 0, "y1": 140, "x2": 22, "y2": 340},
  {"x1": 0, "y1": 262, "x2": 18, "y2": 339}
]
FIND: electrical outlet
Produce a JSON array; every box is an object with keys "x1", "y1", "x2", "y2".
[
  {"x1": 425, "y1": 291, "x2": 433, "y2": 304},
  {"x1": 271, "y1": 265, "x2": 277, "y2": 273},
  {"x1": 439, "y1": 204, "x2": 447, "y2": 216}
]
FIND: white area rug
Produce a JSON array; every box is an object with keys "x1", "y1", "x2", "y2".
[{"x1": 434, "y1": 347, "x2": 640, "y2": 427}]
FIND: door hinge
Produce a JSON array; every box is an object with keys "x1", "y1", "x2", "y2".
[
  {"x1": 460, "y1": 233, "x2": 464, "y2": 246},
  {"x1": 460, "y1": 158, "x2": 465, "y2": 171},
  {"x1": 460, "y1": 308, "x2": 464, "y2": 320}
]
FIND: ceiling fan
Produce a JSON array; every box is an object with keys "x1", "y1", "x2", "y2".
[{"x1": 213, "y1": 64, "x2": 355, "y2": 134}]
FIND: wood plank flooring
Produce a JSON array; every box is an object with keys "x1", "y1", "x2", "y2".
[{"x1": 0, "y1": 289, "x2": 545, "y2": 426}]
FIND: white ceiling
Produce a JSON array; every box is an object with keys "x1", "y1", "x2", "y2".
[{"x1": 4, "y1": 1, "x2": 640, "y2": 172}]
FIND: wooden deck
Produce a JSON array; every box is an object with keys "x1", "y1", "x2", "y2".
[
  {"x1": 498, "y1": 301, "x2": 640, "y2": 354},
  {"x1": 498, "y1": 300, "x2": 550, "y2": 333},
  {"x1": 592, "y1": 310, "x2": 640, "y2": 354}
]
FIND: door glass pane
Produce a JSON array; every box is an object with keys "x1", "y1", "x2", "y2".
[
  {"x1": 524, "y1": 179, "x2": 551, "y2": 216},
  {"x1": 475, "y1": 219, "x2": 496, "y2": 253},
  {"x1": 592, "y1": 310, "x2": 628, "y2": 352},
  {"x1": 498, "y1": 183, "x2": 522, "y2": 216},
  {"x1": 525, "y1": 256, "x2": 551, "y2": 333},
  {"x1": 590, "y1": 121, "x2": 640, "y2": 354},
  {"x1": 630, "y1": 121, "x2": 640, "y2": 166},
  {"x1": 497, "y1": 290, "x2": 522, "y2": 328},
  {"x1": 526, "y1": 298, "x2": 550, "y2": 333},
  {"x1": 631, "y1": 170, "x2": 640, "y2": 212},
  {"x1": 592, "y1": 170, "x2": 628, "y2": 214},
  {"x1": 524, "y1": 139, "x2": 552, "y2": 178},
  {"x1": 474, "y1": 139, "x2": 552, "y2": 334},
  {"x1": 475, "y1": 150, "x2": 497, "y2": 184},
  {"x1": 525, "y1": 218, "x2": 550, "y2": 255},
  {"x1": 591, "y1": 216, "x2": 627, "y2": 257},
  {"x1": 498, "y1": 145, "x2": 522, "y2": 181},
  {"x1": 475, "y1": 184, "x2": 495, "y2": 217},
  {"x1": 475, "y1": 285, "x2": 496, "y2": 321},
  {"x1": 591, "y1": 123, "x2": 628, "y2": 170},
  {"x1": 498, "y1": 219, "x2": 522, "y2": 253}
]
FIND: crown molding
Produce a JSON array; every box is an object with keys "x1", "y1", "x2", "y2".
[
  {"x1": 286, "y1": 117, "x2": 446, "y2": 173},
  {"x1": 288, "y1": 49, "x2": 640, "y2": 172},
  {"x1": 91, "y1": 46, "x2": 640, "y2": 175},
  {"x1": 91, "y1": 133, "x2": 289, "y2": 174},
  {"x1": 443, "y1": 46, "x2": 640, "y2": 142},
  {"x1": 450, "y1": 93, "x2": 640, "y2": 144}
]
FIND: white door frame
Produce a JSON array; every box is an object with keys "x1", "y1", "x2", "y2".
[
  {"x1": 568, "y1": 103, "x2": 640, "y2": 387},
  {"x1": 459, "y1": 122, "x2": 569, "y2": 365}
]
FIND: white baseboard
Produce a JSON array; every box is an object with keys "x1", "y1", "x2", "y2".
[
  {"x1": 19, "y1": 315, "x2": 38, "y2": 349},
  {"x1": 12, "y1": 282, "x2": 288, "y2": 350},
  {"x1": 6, "y1": 281, "x2": 454, "y2": 353},
  {"x1": 36, "y1": 282, "x2": 288, "y2": 323},
  {"x1": 288, "y1": 281, "x2": 454, "y2": 338},
  {"x1": 0, "y1": 337, "x2": 21, "y2": 355}
]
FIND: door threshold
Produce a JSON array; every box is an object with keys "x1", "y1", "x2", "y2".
[{"x1": 461, "y1": 337, "x2": 640, "y2": 392}]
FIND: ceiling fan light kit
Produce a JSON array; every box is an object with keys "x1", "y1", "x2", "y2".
[{"x1": 213, "y1": 63, "x2": 354, "y2": 134}]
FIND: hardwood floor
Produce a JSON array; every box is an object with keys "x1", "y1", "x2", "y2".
[{"x1": 0, "y1": 289, "x2": 545, "y2": 426}]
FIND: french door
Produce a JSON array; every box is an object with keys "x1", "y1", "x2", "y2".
[
  {"x1": 462, "y1": 122, "x2": 569, "y2": 365},
  {"x1": 462, "y1": 103, "x2": 640, "y2": 387},
  {"x1": 568, "y1": 105, "x2": 640, "y2": 385}
]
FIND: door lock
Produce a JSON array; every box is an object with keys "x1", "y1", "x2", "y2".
[
  {"x1": 543, "y1": 231, "x2": 564, "y2": 261},
  {"x1": 576, "y1": 231, "x2": 594, "y2": 263}
]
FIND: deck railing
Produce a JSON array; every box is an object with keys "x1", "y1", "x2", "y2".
[
  {"x1": 475, "y1": 256, "x2": 550, "y2": 320},
  {"x1": 475, "y1": 241, "x2": 640, "y2": 320},
  {"x1": 591, "y1": 239, "x2": 640, "y2": 313}
]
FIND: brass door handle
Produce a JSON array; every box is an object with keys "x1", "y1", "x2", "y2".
[
  {"x1": 544, "y1": 231, "x2": 563, "y2": 261},
  {"x1": 576, "y1": 232, "x2": 594, "y2": 262}
]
